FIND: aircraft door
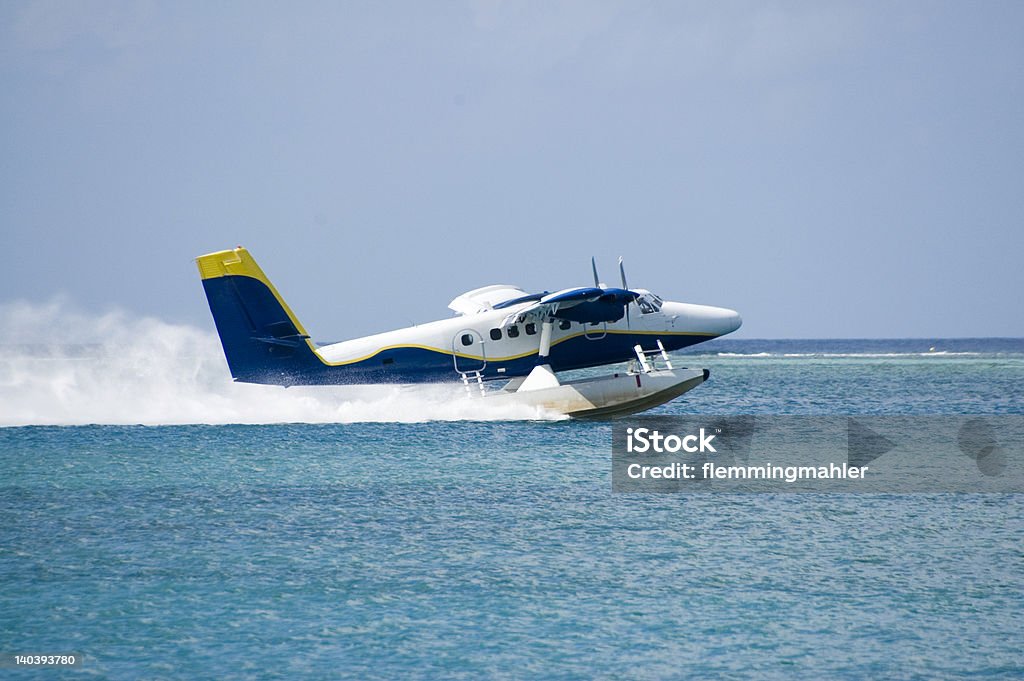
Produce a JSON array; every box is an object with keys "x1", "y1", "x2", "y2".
[{"x1": 452, "y1": 329, "x2": 487, "y2": 374}]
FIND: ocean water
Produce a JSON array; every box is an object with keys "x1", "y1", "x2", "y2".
[{"x1": 1, "y1": 326, "x2": 1023, "y2": 679}]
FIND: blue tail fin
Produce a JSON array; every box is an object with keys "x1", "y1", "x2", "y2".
[{"x1": 196, "y1": 247, "x2": 325, "y2": 385}]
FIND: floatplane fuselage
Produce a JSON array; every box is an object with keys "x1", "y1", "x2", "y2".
[{"x1": 196, "y1": 247, "x2": 741, "y2": 417}]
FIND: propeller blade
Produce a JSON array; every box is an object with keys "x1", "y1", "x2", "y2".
[
  {"x1": 591, "y1": 257, "x2": 600, "y2": 288},
  {"x1": 618, "y1": 257, "x2": 631, "y2": 328}
]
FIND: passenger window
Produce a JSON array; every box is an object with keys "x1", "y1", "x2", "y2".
[
  {"x1": 558, "y1": 319, "x2": 571, "y2": 330},
  {"x1": 525, "y1": 323, "x2": 537, "y2": 335},
  {"x1": 461, "y1": 334, "x2": 474, "y2": 346},
  {"x1": 507, "y1": 325, "x2": 520, "y2": 338},
  {"x1": 489, "y1": 328, "x2": 502, "y2": 341}
]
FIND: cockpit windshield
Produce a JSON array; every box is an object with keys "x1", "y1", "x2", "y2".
[{"x1": 638, "y1": 294, "x2": 662, "y2": 314}]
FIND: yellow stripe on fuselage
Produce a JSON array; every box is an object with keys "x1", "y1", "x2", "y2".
[{"x1": 319, "y1": 329, "x2": 714, "y2": 366}]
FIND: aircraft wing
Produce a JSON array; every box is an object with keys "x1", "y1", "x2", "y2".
[
  {"x1": 503, "y1": 286, "x2": 639, "y2": 326},
  {"x1": 448, "y1": 285, "x2": 530, "y2": 315}
]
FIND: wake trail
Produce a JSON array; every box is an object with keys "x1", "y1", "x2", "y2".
[{"x1": 0, "y1": 300, "x2": 559, "y2": 426}]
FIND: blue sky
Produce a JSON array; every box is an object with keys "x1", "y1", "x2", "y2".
[{"x1": 2, "y1": 1, "x2": 1022, "y2": 339}]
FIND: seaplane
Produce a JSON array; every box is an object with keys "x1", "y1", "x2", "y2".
[{"x1": 196, "y1": 247, "x2": 741, "y2": 418}]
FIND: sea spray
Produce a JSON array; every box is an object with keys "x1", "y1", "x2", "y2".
[{"x1": 0, "y1": 300, "x2": 560, "y2": 426}]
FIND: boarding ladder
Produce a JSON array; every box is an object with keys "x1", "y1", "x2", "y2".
[
  {"x1": 459, "y1": 369, "x2": 487, "y2": 397},
  {"x1": 631, "y1": 339, "x2": 674, "y2": 374}
]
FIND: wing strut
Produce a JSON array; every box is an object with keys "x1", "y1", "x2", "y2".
[
  {"x1": 537, "y1": 319, "x2": 554, "y2": 362},
  {"x1": 517, "y1": 317, "x2": 560, "y2": 392}
]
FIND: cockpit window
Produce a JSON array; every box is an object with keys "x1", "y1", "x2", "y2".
[{"x1": 638, "y1": 295, "x2": 662, "y2": 314}]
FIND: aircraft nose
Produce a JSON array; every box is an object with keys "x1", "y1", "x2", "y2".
[
  {"x1": 721, "y1": 308, "x2": 742, "y2": 334},
  {"x1": 664, "y1": 302, "x2": 742, "y2": 337},
  {"x1": 703, "y1": 306, "x2": 741, "y2": 336}
]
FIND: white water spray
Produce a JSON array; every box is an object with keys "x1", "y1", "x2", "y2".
[{"x1": 0, "y1": 300, "x2": 560, "y2": 426}]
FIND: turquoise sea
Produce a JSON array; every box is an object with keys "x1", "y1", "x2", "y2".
[{"x1": 2, "y1": 338, "x2": 1023, "y2": 679}]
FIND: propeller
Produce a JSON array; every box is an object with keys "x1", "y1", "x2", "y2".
[
  {"x1": 588, "y1": 256, "x2": 637, "y2": 328},
  {"x1": 502, "y1": 259, "x2": 639, "y2": 327},
  {"x1": 619, "y1": 256, "x2": 631, "y2": 328}
]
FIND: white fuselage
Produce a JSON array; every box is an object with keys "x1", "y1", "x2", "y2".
[{"x1": 316, "y1": 293, "x2": 741, "y2": 376}]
